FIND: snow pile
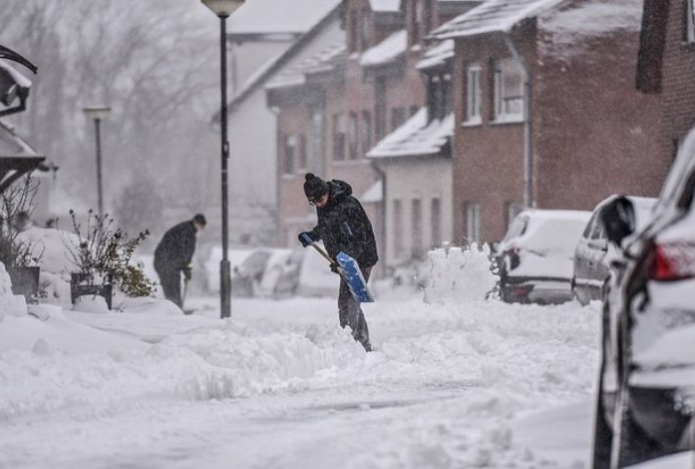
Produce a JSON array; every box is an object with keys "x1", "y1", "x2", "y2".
[
  {"x1": 423, "y1": 243, "x2": 498, "y2": 304},
  {"x1": 0, "y1": 315, "x2": 364, "y2": 421}
]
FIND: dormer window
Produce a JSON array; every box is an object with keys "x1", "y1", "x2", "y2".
[
  {"x1": 493, "y1": 58, "x2": 524, "y2": 122},
  {"x1": 411, "y1": 0, "x2": 424, "y2": 46},
  {"x1": 360, "y1": 8, "x2": 370, "y2": 50},
  {"x1": 427, "y1": 73, "x2": 452, "y2": 122},
  {"x1": 349, "y1": 9, "x2": 358, "y2": 53}
]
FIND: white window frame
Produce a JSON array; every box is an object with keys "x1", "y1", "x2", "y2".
[
  {"x1": 493, "y1": 58, "x2": 524, "y2": 123},
  {"x1": 466, "y1": 202, "x2": 481, "y2": 244},
  {"x1": 465, "y1": 64, "x2": 482, "y2": 124}
]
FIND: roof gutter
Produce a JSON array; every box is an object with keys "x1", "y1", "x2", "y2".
[{"x1": 503, "y1": 33, "x2": 534, "y2": 209}]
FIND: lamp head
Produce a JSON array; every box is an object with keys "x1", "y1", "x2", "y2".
[
  {"x1": 83, "y1": 106, "x2": 111, "y2": 121},
  {"x1": 201, "y1": 0, "x2": 244, "y2": 17}
]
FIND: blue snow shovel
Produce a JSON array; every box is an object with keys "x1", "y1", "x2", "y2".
[{"x1": 300, "y1": 233, "x2": 374, "y2": 303}]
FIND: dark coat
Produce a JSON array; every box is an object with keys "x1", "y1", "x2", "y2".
[
  {"x1": 153, "y1": 220, "x2": 197, "y2": 272},
  {"x1": 309, "y1": 180, "x2": 378, "y2": 268}
]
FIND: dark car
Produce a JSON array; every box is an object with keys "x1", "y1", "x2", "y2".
[
  {"x1": 572, "y1": 195, "x2": 656, "y2": 305},
  {"x1": 496, "y1": 209, "x2": 591, "y2": 304},
  {"x1": 592, "y1": 128, "x2": 695, "y2": 468}
]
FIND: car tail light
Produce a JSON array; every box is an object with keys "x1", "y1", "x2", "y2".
[{"x1": 650, "y1": 242, "x2": 695, "y2": 281}]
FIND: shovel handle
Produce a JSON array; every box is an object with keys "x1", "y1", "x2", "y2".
[{"x1": 307, "y1": 241, "x2": 343, "y2": 274}]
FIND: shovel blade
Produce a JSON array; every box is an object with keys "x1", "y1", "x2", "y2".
[{"x1": 336, "y1": 252, "x2": 374, "y2": 303}]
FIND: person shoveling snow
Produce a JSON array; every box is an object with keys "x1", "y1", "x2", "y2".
[{"x1": 298, "y1": 173, "x2": 377, "y2": 352}]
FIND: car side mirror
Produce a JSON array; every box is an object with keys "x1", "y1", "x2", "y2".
[{"x1": 599, "y1": 196, "x2": 635, "y2": 246}]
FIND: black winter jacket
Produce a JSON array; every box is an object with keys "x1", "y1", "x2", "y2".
[
  {"x1": 309, "y1": 180, "x2": 378, "y2": 268},
  {"x1": 153, "y1": 221, "x2": 197, "y2": 272}
]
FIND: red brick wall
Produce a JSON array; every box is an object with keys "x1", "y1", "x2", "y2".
[
  {"x1": 451, "y1": 19, "x2": 667, "y2": 244},
  {"x1": 452, "y1": 35, "x2": 527, "y2": 242},
  {"x1": 661, "y1": 0, "x2": 695, "y2": 157},
  {"x1": 534, "y1": 28, "x2": 666, "y2": 211}
]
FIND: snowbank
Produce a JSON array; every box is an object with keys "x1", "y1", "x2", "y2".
[{"x1": 423, "y1": 243, "x2": 498, "y2": 304}]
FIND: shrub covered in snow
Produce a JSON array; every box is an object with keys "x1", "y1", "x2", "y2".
[{"x1": 423, "y1": 243, "x2": 498, "y2": 304}]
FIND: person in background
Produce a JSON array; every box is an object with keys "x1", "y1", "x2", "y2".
[
  {"x1": 298, "y1": 173, "x2": 378, "y2": 352},
  {"x1": 154, "y1": 213, "x2": 206, "y2": 308}
]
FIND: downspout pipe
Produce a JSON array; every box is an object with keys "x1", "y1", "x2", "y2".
[
  {"x1": 371, "y1": 162, "x2": 387, "y2": 279},
  {"x1": 503, "y1": 33, "x2": 534, "y2": 208}
]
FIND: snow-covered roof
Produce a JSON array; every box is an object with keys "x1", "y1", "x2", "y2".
[
  {"x1": 226, "y1": 2, "x2": 342, "y2": 114},
  {"x1": 367, "y1": 109, "x2": 453, "y2": 159},
  {"x1": 539, "y1": 0, "x2": 643, "y2": 60},
  {"x1": 432, "y1": 0, "x2": 564, "y2": 39},
  {"x1": 416, "y1": 39, "x2": 454, "y2": 70},
  {"x1": 361, "y1": 180, "x2": 383, "y2": 203},
  {"x1": 369, "y1": 0, "x2": 402, "y2": 13},
  {"x1": 360, "y1": 30, "x2": 407, "y2": 68},
  {"x1": 0, "y1": 120, "x2": 40, "y2": 158},
  {"x1": 266, "y1": 43, "x2": 346, "y2": 90},
  {"x1": 0, "y1": 61, "x2": 31, "y2": 89},
  {"x1": 227, "y1": 0, "x2": 343, "y2": 35}
]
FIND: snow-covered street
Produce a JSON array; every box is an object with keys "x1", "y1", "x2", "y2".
[{"x1": 0, "y1": 294, "x2": 600, "y2": 469}]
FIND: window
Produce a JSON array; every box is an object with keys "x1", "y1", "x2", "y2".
[
  {"x1": 299, "y1": 135, "x2": 308, "y2": 170},
  {"x1": 443, "y1": 74, "x2": 452, "y2": 115},
  {"x1": 349, "y1": 10, "x2": 358, "y2": 53},
  {"x1": 412, "y1": 199, "x2": 423, "y2": 257},
  {"x1": 333, "y1": 114, "x2": 345, "y2": 161},
  {"x1": 391, "y1": 107, "x2": 406, "y2": 130},
  {"x1": 376, "y1": 79, "x2": 387, "y2": 139},
  {"x1": 687, "y1": 0, "x2": 695, "y2": 43},
  {"x1": 393, "y1": 199, "x2": 404, "y2": 258},
  {"x1": 431, "y1": 198, "x2": 442, "y2": 248},
  {"x1": 310, "y1": 107, "x2": 324, "y2": 172},
  {"x1": 361, "y1": 8, "x2": 370, "y2": 50},
  {"x1": 466, "y1": 65, "x2": 481, "y2": 122},
  {"x1": 493, "y1": 58, "x2": 524, "y2": 121},
  {"x1": 349, "y1": 112, "x2": 359, "y2": 159},
  {"x1": 411, "y1": 0, "x2": 423, "y2": 45},
  {"x1": 362, "y1": 111, "x2": 372, "y2": 153},
  {"x1": 465, "y1": 202, "x2": 481, "y2": 244},
  {"x1": 283, "y1": 135, "x2": 296, "y2": 175}
]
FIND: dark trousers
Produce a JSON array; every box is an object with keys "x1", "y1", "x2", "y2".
[
  {"x1": 338, "y1": 267, "x2": 372, "y2": 351},
  {"x1": 155, "y1": 264, "x2": 183, "y2": 308}
]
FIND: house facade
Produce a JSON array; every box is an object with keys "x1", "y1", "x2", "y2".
[
  {"x1": 434, "y1": 0, "x2": 668, "y2": 243},
  {"x1": 268, "y1": 0, "x2": 477, "y2": 272},
  {"x1": 637, "y1": 0, "x2": 695, "y2": 159}
]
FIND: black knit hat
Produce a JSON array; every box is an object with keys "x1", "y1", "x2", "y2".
[{"x1": 303, "y1": 173, "x2": 329, "y2": 201}]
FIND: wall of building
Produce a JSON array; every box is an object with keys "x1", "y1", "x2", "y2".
[
  {"x1": 452, "y1": 35, "x2": 526, "y2": 243},
  {"x1": 379, "y1": 156, "x2": 453, "y2": 269},
  {"x1": 661, "y1": 0, "x2": 695, "y2": 158},
  {"x1": 534, "y1": 17, "x2": 666, "y2": 211}
]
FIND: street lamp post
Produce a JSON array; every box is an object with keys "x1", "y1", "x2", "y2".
[
  {"x1": 83, "y1": 106, "x2": 111, "y2": 217},
  {"x1": 201, "y1": 0, "x2": 244, "y2": 319}
]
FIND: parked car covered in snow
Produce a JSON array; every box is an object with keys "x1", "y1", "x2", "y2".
[
  {"x1": 592, "y1": 127, "x2": 695, "y2": 468},
  {"x1": 495, "y1": 209, "x2": 591, "y2": 304},
  {"x1": 572, "y1": 195, "x2": 656, "y2": 305}
]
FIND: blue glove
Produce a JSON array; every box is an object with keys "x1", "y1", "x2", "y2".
[{"x1": 298, "y1": 232, "x2": 313, "y2": 248}]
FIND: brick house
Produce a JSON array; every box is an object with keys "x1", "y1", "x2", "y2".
[
  {"x1": 636, "y1": 0, "x2": 695, "y2": 159},
  {"x1": 367, "y1": 1, "x2": 481, "y2": 269},
  {"x1": 432, "y1": 0, "x2": 668, "y2": 244},
  {"x1": 267, "y1": 0, "x2": 478, "y2": 272}
]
